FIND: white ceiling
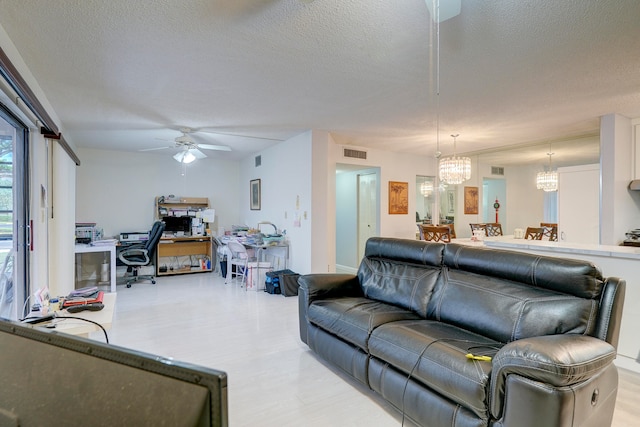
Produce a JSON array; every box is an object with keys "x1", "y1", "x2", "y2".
[{"x1": 1, "y1": 0, "x2": 639, "y2": 165}]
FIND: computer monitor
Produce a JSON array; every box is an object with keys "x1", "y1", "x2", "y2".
[
  {"x1": 0, "y1": 318, "x2": 228, "y2": 426},
  {"x1": 163, "y1": 216, "x2": 192, "y2": 234}
]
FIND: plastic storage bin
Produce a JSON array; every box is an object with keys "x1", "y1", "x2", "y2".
[{"x1": 246, "y1": 262, "x2": 271, "y2": 291}]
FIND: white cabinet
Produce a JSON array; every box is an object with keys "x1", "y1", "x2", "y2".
[{"x1": 557, "y1": 164, "x2": 600, "y2": 244}]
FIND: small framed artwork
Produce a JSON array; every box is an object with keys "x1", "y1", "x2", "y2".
[
  {"x1": 250, "y1": 179, "x2": 261, "y2": 210},
  {"x1": 388, "y1": 181, "x2": 409, "y2": 215},
  {"x1": 447, "y1": 190, "x2": 455, "y2": 214},
  {"x1": 464, "y1": 186, "x2": 479, "y2": 215}
]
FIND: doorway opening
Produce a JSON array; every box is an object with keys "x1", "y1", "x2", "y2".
[{"x1": 335, "y1": 165, "x2": 379, "y2": 273}]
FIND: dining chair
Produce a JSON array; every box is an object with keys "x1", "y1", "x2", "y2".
[
  {"x1": 442, "y1": 223, "x2": 456, "y2": 239},
  {"x1": 485, "y1": 223, "x2": 503, "y2": 236},
  {"x1": 469, "y1": 223, "x2": 487, "y2": 235},
  {"x1": 419, "y1": 225, "x2": 452, "y2": 243},
  {"x1": 540, "y1": 222, "x2": 558, "y2": 241},
  {"x1": 524, "y1": 227, "x2": 545, "y2": 240}
]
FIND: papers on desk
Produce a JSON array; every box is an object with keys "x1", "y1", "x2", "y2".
[{"x1": 90, "y1": 239, "x2": 118, "y2": 246}]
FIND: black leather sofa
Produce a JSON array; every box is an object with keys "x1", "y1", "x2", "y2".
[{"x1": 298, "y1": 238, "x2": 626, "y2": 427}]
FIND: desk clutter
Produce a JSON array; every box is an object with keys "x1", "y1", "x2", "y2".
[{"x1": 22, "y1": 286, "x2": 105, "y2": 324}]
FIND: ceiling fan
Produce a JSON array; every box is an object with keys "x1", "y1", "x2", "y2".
[{"x1": 140, "y1": 127, "x2": 232, "y2": 163}]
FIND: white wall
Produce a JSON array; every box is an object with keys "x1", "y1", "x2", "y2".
[
  {"x1": 502, "y1": 163, "x2": 545, "y2": 233},
  {"x1": 49, "y1": 144, "x2": 76, "y2": 296},
  {"x1": 239, "y1": 131, "x2": 314, "y2": 273},
  {"x1": 600, "y1": 114, "x2": 637, "y2": 244},
  {"x1": 76, "y1": 148, "x2": 241, "y2": 238}
]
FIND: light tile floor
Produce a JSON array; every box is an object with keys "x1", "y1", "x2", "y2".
[{"x1": 96, "y1": 273, "x2": 639, "y2": 427}]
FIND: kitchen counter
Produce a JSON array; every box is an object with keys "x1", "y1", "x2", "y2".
[{"x1": 478, "y1": 236, "x2": 640, "y2": 260}]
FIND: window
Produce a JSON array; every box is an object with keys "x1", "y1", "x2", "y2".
[
  {"x1": 0, "y1": 133, "x2": 13, "y2": 240},
  {"x1": 0, "y1": 103, "x2": 29, "y2": 320}
]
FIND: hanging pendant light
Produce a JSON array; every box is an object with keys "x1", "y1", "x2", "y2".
[
  {"x1": 536, "y1": 148, "x2": 558, "y2": 192},
  {"x1": 439, "y1": 134, "x2": 471, "y2": 185},
  {"x1": 420, "y1": 180, "x2": 434, "y2": 197}
]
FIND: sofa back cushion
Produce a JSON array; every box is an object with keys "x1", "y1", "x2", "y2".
[
  {"x1": 427, "y1": 244, "x2": 604, "y2": 343},
  {"x1": 358, "y1": 238, "x2": 444, "y2": 317}
]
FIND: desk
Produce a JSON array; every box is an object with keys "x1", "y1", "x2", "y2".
[
  {"x1": 50, "y1": 292, "x2": 116, "y2": 338},
  {"x1": 74, "y1": 244, "x2": 117, "y2": 293},
  {"x1": 156, "y1": 236, "x2": 213, "y2": 275},
  {"x1": 245, "y1": 243, "x2": 289, "y2": 270}
]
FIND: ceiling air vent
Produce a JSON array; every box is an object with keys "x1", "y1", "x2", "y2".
[
  {"x1": 491, "y1": 166, "x2": 504, "y2": 176},
  {"x1": 255, "y1": 155, "x2": 262, "y2": 167},
  {"x1": 343, "y1": 148, "x2": 367, "y2": 160}
]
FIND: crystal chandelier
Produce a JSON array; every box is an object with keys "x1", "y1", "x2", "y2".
[
  {"x1": 439, "y1": 134, "x2": 471, "y2": 185},
  {"x1": 420, "y1": 181, "x2": 434, "y2": 197},
  {"x1": 536, "y1": 151, "x2": 558, "y2": 192}
]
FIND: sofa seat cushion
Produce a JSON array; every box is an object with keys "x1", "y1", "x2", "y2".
[
  {"x1": 369, "y1": 320, "x2": 502, "y2": 419},
  {"x1": 307, "y1": 297, "x2": 421, "y2": 350}
]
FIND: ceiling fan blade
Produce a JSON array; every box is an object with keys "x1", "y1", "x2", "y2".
[
  {"x1": 191, "y1": 148, "x2": 207, "y2": 159},
  {"x1": 197, "y1": 143, "x2": 232, "y2": 152},
  {"x1": 139, "y1": 146, "x2": 172, "y2": 152},
  {"x1": 197, "y1": 129, "x2": 284, "y2": 141}
]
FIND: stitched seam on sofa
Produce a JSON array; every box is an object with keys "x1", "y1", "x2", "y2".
[
  {"x1": 491, "y1": 354, "x2": 613, "y2": 416},
  {"x1": 432, "y1": 267, "x2": 450, "y2": 320},
  {"x1": 495, "y1": 353, "x2": 614, "y2": 379},
  {"x1": 598, "y1": 284, "x2": 616, "y2": 341},
  {"x1": 371, "y1": 331, "x2": 489, "y2": 414},
  {"x1": 362, "y1": 258, "x2": 423, "y2": 302},
  {"x1": 514, "y1": 295, "x2": 587, "y2": 341},
  {"x1": 489, "y1": 373, "x2": 570, "y2": 422},
  {"x1": 409, "y1": 270, "x2": 436, "y2": 314},
  {"x1": 451, "y1": 245, "x2": 462, "y2": 269},
  {"x1": 584, "y1": 299, "x2": 597, "y2": 337},
  {"x1": 313, "y1": 300, "x2": 372, "y2": 339},
  {"x1": 529, "y1": 256, "x2": 541, "y2": 288},
  {"x1": 445, "y1": 275, "x2": 524, "y2": 340}
]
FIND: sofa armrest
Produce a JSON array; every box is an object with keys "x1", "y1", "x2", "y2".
[
  {"x1": 298, "y1": 274, "x2": 362, "y2": 344},
  {"x1": 490, "y1": 334, "x2": 616, "y2": 418},
  {"x1": 298, "y1": 274, "x2": 362, "y2": 302}
]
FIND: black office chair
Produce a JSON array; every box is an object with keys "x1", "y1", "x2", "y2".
[{"x1": 118, "y1": 221, "x2": 165, "y2": 288}]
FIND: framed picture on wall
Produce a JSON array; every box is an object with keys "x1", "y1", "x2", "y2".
[
  {"x1": 388, "y1": 181, "x2": 409, "y2": 214},
  {"x1": 447, "y1": 190, "x2": 455, "y2": 214},
  {"x1": 250, "y1": 179, "x2": 261, "y2": 210},
  {"x1": 464, "y1": 186, "x2": 479, "y2": 215}
]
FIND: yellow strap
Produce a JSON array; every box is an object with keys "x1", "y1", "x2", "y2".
[{"x1": 465, "y1": 353, "x2": 492, "y2": 362}]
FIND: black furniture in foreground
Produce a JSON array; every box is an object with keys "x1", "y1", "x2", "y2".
[
  {"x1": 118, "y1": 220, "x2": 165, "y2": 287},
  {"x1": 298, "y1": 237, "x2": 626, "y2": 427},
  {"x1": 0, "y1": 318, "x2": 228, "y2": 426}
]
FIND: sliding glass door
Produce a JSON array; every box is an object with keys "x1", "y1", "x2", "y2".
[{"x1": 0, "y1": 104, "x2": 29, "y2": 320}]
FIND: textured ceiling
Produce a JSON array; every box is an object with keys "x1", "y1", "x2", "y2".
[{"x1": 1, "y1": 0, "x2": 639, "y2": 165}]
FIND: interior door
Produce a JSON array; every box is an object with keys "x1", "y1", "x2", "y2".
[{"x1": 357, "y1": 172, "x2": 377, "y2": 262}]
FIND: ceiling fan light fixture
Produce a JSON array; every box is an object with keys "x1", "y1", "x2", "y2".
[{"x1": 173, "y1": 150, "x2": 196, "y2": 164}]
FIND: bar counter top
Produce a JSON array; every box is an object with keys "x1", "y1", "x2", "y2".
[{"x1": 453, "y1": 235, "x2": 640, "y2": 260}]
